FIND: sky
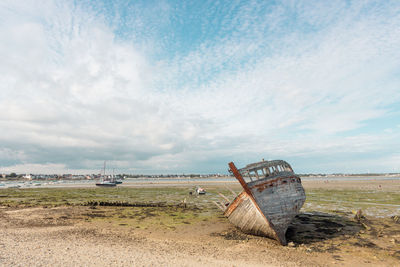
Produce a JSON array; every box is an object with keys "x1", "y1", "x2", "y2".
[{"x1": 0, "y1": 0, "x2": 400, "y2": 175}]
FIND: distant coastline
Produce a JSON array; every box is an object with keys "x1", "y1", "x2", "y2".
[{"x1": 1, "y1": 172, "x2": 400, "y2": 182}]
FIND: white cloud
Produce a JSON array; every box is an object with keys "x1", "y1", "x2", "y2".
[
  {"x1": 1, "y1": 163, "x2": 98, "y2": 175},
  {"x1": 0, "y1": 0, "x2": 399, "y2": 174}
]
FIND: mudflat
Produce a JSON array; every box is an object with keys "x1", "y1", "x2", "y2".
[{"x1": 0, "y1": 180, "x2": 399, "y2": 266}]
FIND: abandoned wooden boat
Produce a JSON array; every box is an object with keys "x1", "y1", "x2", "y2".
[{"x1": 217, "y1": 160, "x2": 306, "y2": 245}]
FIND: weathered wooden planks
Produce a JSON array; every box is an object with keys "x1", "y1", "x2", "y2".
[{"x1": 224, "y1": 160, "x2": 306, "y2": 245}]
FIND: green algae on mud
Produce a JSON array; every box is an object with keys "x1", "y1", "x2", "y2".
[
  {"x1": 2, "y1": 187, "x2": 398, "y2": 216},
  {"x1": 1, "y1": 186, "x2": 399, "y2": 229},
  {"x1": 83, "y1": 205, "x2": 221, "y2": 230},
  {"x1": 303, "y1": 188, "x2": 400, "y2": 218},
  {"x1": 0, "y1": 187, "x2": 229, "y2": 228},
  {"x1": 0, "y1": 187, "x2": 207, "y2": 206}
]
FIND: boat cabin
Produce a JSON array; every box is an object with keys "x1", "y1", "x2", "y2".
[{"x1": 238, "y1": 160, "x2": 294, "y2": 182}]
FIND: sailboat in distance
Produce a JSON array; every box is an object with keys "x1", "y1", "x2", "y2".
[{"x1": 95, "y1": 161, "x2": 116, "y2": 187}]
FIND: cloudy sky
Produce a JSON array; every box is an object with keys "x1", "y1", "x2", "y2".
[{"x1": 1, "y1": 0, "x2": 399, "y2": 174}]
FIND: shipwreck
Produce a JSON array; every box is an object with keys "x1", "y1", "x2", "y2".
[{"x1": 215, "y1": 160, "x2": 306, "y2": 245}]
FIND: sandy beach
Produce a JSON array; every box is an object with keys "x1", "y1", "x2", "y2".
[{"x1": 0, "y1": 179, "x2": 399, "y2": 266}]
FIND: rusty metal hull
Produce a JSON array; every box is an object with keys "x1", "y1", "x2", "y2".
[{"x1": 224, "y1": 160, "x2": 306, "y2": 245}]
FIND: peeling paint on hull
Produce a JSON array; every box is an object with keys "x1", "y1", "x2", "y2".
[{"x1": 224, "y1": 160, "x2": 306, "y2": 245}]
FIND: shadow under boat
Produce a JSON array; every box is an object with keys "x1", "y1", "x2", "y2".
[{"x1": 286, "y1": 211, "x2": 363, "y2": 244}]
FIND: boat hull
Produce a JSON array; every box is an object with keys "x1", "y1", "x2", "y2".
[
  {"x1": 95, "y1": 183, "x2": 116, "y2": 187},
  {"x1": 224, "y1": 191, "x2": 280, "y2": 241}
]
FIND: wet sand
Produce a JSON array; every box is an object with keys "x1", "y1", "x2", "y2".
[
  {"x1": 3, "y1": 176, "x2": 399, "y2": 190},
  {"x1": 0, "y1": 180, "x2": 399, "y2": 266}
]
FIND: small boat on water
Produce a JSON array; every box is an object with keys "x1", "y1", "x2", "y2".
[
  {"x1": 95, "y1": 161, "x2": 117, "y2": 187},
  {"x1": 95, "y1": 180, "x2": 116, "y2": 187},
  {"x1": 216, "y1": 159, "x2": 306, "y2": 245}
]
